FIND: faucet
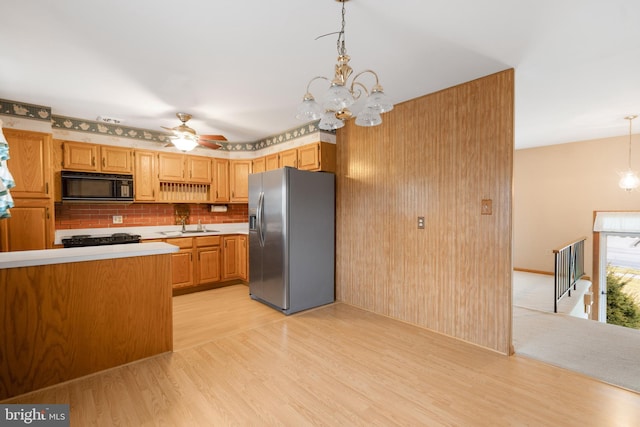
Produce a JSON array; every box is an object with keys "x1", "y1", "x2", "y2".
[
  {"x1": 181, "y1": 218, "x2": 186, "y2": 233},
  {"x1": 197, "y1": 219, "x2": 203, "y2": 231}
]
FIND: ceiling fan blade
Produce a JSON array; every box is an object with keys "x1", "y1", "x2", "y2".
[
  {"x1": 197, "y1": 139, "x2": 222, "y2": 150},
  {"x1": 199, "y1": 134, "x2": 228, "y2": 142}
]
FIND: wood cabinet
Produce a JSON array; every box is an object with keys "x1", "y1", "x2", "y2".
[
  {"x1": 0, "y1": 129, "x2": 54, "y2": 251},
  {"x1": 279, "y1": 148, "x2": 298, "y2": 168},
  {"x1": 186, "y1": 155, "x2": 211, "y2": 183},
  {"x1": 222, "y1": 234, "x2": 248, "y2": 281},
  {"x1": 0, "y1": 199, "x2": 53, "y2": 251},
  {"x1": 230, "y1": 160, "x2": 251, "y2": 203},
  {"x1": 222, "y1": 235, "x2": 239, "y2": 280},
  {"x1": 4, "y1": 129, "x2": 52, "y2": 199},
  {"x1": 169, "y1": 237, "x2": 194, "y2": 289},
  {"x1": 265, "y1": 153, "x2": 279, "y2": 171},
  {"x1": 297, "y1": 142, "x2": 336, "y2": 172},
  {"x1": 158, "y1": 153, "x2": 186, "y2": 182},
  {"x1": 134, "y1": 150, "x2": 157, "y2": 201},
  {"x1": 158, "y1": 153, "x2": 212, "y2": 184},
  {"x1": 274, "y1": 142, "x2": 336, "y2": 173},
  {"x1": 101, "y1": 146, "x2": 133, "y2": 173},
  {"x1": 62, "y1": 141, "x2": 133, "y2": 173},
  {"x1": 165, "y1": 234, "x2": 245, "y2": 291},
  {"x1": 252, "y1": 157, "x2": 266, "y2": 174},
  {"x1": 212, "y1": 158, "x2": 230, "y2": 203},
  {"x1": 195, "y1": 236, "x2": 221, "y2": 284},
  {"x1": 238, "y1": 234, "x2": 248, "y2": 281}
]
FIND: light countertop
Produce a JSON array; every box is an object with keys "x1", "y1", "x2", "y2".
[
  {"x1": 0, "y1": 242, "x2": 179, "y2": 269},
  {"x1": 54, "y1": 222, "x2": 249, "y2": 244}
]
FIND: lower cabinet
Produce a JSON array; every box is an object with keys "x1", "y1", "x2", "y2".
[
  {"x1": 195, "y1": 236, "x2": 221, "y2": 284},
  {"x1": 222, "y1": 235, "x2": 248, "y2": 281},
  {"x1": 165, "y1": 234, "x2": 247, "y2": 291},
  {"x1": 169, "y1": 238, "x2": 194, "y2": 289}
]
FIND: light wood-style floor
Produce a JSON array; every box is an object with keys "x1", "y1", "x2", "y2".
[{"x1": 5, "y1": 285, "x2": 640, "y2": 426}]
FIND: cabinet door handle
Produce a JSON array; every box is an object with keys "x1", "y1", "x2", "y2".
[
  {"x1": 46, "y1": 207, "x2": 50, "y2": 220},
  {"x1": 232, "y1": 191, "x2": 235, "y2": 198},
  {"x1": 102, "y1": 157, "x2": 106, "y2": 167},
  {"x1": 91, "y1": 157, "x2": 95, "y2": 166},
  {"x1": 45, "y1": 182, "x2": 49, "y2": 194}
]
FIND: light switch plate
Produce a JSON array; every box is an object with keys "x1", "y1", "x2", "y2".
[
  {"x1": 481, "y1": 199, "x2": 492, "y2": 215},
  {"x1": 112, "y1": 215, "x2": 123, "y2": 224}
]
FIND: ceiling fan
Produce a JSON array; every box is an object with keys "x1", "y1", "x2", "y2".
[{"x1": 161, "y1": 112, "x2": 226, "y2": 151}]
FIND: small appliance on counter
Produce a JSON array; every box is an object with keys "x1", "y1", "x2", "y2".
[{"x1": 61, "y1": 233, "x2": 141, "y2": 248}]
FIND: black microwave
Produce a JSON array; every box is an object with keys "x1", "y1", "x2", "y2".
[{"x1": 61, "y1": 171, "x2": 134, "y2": 202}]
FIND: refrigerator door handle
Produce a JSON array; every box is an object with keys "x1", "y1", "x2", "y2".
[{"x1": 257, "y1": 191, "x2": 265, "y2": 247}]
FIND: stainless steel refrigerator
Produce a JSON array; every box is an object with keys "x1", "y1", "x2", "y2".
[{"x1": 248, "y1": 167, "x2": 335, "y2": 314}]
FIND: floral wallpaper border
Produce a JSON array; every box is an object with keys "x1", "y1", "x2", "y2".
[
  {"x1": 1, "y1": 98, "x2": 332, "y2": 152},
  {"x1": 0, "y1": 98, "x2": 51, "y2": 121}
]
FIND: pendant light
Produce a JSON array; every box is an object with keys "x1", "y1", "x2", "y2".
[
  {"x1": 295, "y1": 0, "x2": 393, "y2": 130},
  {"x1": 619, "y1": 115, "x2": 640, "y2": 191}
]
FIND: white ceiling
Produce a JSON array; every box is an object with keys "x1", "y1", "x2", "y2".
[{"x1": 2, "y1": 0, "x2": 640, "y2": 149}]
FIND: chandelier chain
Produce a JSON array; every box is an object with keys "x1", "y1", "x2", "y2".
[{"x1": 337, "y1": 1, "x2": 347, "y2": 56}]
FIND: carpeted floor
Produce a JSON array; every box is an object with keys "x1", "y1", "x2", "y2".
[{"x1": 513, "y1": 272, "x2": 640, "y2": 394}]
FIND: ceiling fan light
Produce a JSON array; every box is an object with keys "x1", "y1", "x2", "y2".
[
  {"x1": 318, "y1": 111, "x2": 345, "y2": 131},
  {"x1": 618, "y1": 169, "x2": 640, "y2": 191},
  {"x1": 171, "y1": 136, "x2": 198, "y2": 152},
  {"x1": 355, "y1": 108, "x2": 382, "y2": 127},
  {"x1": 323, "y1": 83, "x2": 355, "y2": 111},
  {"x1": 365, "y1": 88, "x2": 394, "y2": 114}
]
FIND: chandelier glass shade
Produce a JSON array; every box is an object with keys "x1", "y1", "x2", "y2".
[
  {"x1": 619, "y1": 115, "x2": 640, "y2": 191},
  {"x1": 295, "y1": 0, "x2": 393, "y2": 131}
]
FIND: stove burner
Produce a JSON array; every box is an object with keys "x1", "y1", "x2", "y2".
[{"x1": 62, "y1": 233, "x2": 141, "y2": 248}]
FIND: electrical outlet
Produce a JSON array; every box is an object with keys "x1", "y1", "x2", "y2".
[
  {"x1": 417, "y1": 216, "x2": 425, "y2": 229},
  {"x1": 112, "y1": 215, "x2": 123, "y2": 224},
  {"x1": 481, "y1": 199, "x2": 492, "y2": 215}
]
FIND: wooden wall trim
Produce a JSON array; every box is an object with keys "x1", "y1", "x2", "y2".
[{"x1": 335, "y1": 69, "x2": 514, "y2": 354}]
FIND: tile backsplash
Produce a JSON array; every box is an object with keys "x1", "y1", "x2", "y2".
[{"x1": 55, "y1": 203, "x2": 248, "y2": 230}]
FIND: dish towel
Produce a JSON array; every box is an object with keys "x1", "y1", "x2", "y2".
[{"x1": 0, "y1": 119, "x2": 15, "y2": 218}]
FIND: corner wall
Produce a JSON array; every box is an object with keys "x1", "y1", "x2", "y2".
[
  {"x1": 335, "y1": 70, "x2": 514, "y2": 354},
  {"x1": 514, "y1": 135, "x2": 640, "y2": 276}
]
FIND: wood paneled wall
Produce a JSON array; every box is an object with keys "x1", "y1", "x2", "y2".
[{"x1": 335, "y1": 69, "x2": 514, "y2": 354}]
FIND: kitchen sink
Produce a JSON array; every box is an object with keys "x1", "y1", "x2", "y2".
[{"x1": 159, "y1": 230, "x2": 219, "y2": 236}]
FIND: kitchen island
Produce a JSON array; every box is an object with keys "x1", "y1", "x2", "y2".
[{"x1": 0, "y1": 242, "x2": 178, "y2": 400}]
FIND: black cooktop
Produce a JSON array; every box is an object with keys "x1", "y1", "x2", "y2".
[{"x1": 62, "y1": 233, "x2": 141, "y2": 248}]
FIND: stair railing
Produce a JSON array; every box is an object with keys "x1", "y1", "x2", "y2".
[{"x1": 553, "y1": 237, "x2": 587, "y2": 313}]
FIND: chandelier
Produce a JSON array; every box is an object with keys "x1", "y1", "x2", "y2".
[
  {"x1": 295, "y1": 0, "x2": 393, "y2": 131},
  {"x1": 619, "y1": 115, "x2": 640, "y2": 191}
]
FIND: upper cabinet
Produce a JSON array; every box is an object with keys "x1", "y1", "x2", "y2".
[
  {"x1": 229, "y1": 160, "x2": 251, "y2": 203},
  {"x1": 157, "y1": 153, "x2": 185, "y2": 182},
  {"x1": 278, "y1": 149, "x2": 298, "y2": 169},
  {"x1": 251, "y1": 157, "x2": 266, "y2": 174},
  {"x1": 62, "y1": 141, "x2": 133, "y2": 173},
  {"x1": 158, "y1": 153, "x2": 211, "y2": 184},
  {"x1": 101, "y1": 146, "x2": 134, "y2": 173},
  {"x1": 265, "y1": 153, "x2": 279, "y2": 171},
  {"x1": 297, "y1": 142, "x2": 335, "y2": 171},
  {"x1": 186, "y1": 156, "x2": 211, "y2": 183},
  {"x1": 133, "y1": 150, "x2": 157, "y2": 201},
  {"x1": 4, "y1": 129, "x2": 52, "y2": 199},
  {"x1": 212, "y1": 158, "x2": 230, "y2": 203}
]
